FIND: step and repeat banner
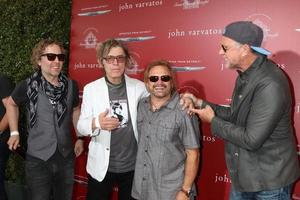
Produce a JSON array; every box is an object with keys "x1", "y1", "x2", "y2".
[{"x1": 69, "y1": 1, "x2": 300, "y2": 199}]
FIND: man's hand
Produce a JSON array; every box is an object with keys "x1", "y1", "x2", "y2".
[
  {"x1": 180, "y1": 95, "x2": 194, "y2": 115},
  {"x1": 180, "y1": 92, "x2": 204, "y2": 116},
  {"x1": 7, "y1": 135, "x2": 20, "y2": 150},
  {"x1": 191, "y1": 105, "x2": 215, "y2": 123},
  {"x1": 176, "y1": 190, "x2": 189, "y2": 200},
  {"x1": 99, "y1": 109, "x2": 120, "y2": 131},
  {"x1": 74, "y1": 139, "x2": 84, "y2": 157}
]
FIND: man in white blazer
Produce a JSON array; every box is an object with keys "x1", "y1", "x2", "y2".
[{"x1": 77, "y1": 38, "x2": 148, "y2": 200}]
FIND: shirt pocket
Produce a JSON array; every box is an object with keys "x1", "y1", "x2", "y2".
[{"x1": 157, "y1": 122, "x2": 179, "y2": 143}]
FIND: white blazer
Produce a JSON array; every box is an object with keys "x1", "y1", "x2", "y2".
[{"x1": 77, "y1": 75, "x2": 148, "y2": 182}]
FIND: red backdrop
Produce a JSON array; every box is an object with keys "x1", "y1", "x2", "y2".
[{"x1": 69, "y1": 1, "x2": 300, "y2": 199}]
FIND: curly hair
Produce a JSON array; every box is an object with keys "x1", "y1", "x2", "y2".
[{"x1": 30, "y1": 39, "x2": 66, "y2": 70}]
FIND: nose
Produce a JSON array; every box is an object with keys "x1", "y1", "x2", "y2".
[
  {"x1": 219, "y1": 48, "x2": 225, "y2": 55},
  {"x1": 53, "y1": 56, "x2": 60, "y2": 62},
  {"x1": 156, "y1": 78, "x2": 165, "y2": 84},
  {"x1": 112, "y1": 58, "x2": 118, "y2": 65}
]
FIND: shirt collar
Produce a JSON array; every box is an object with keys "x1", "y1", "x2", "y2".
[
  {"x1": 237, "y1": 55, "x2": 264, "y2": 82},
  {"x1": 144, "y1": 92, "x2": 179, "y2": 111}
]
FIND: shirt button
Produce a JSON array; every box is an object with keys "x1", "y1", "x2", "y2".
[
  {"x1": 146, "y1": 136, "x2": 149, "y2": 138},
  {"x1": 239, "y1": 95, "x2": 242, "y2": 99},
  {"x1": 106, "y1": 148, "x2": 110, "y2": 151},
  {"x1": 142, "y1": 177, "x2": 146, "y2": 181},
  {"x1": 145, "y1": 149, "x2": 148, "y2": 152},
  {"x1": 144, "y1": 163, "x2": 146, "y2": 166}
]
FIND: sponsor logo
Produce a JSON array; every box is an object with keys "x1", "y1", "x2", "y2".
[
  {"x1": 126, "y1": 51, "x2": 144, "y2": 75},
  {"x1": 74, "y1": 62, "x2": 100, "y2": 70},
  {"x1": 214, "y1": 173, "x2": 232, "y2": 183},
  {"x1": 117, "y1": 31, "x2": 156, "y2": 43},
  {"x1": 168, "y1": 28, "x2": 223, "y2": 39},
  {"x1": 80, "y1": 28, "x2": 99, "y2": 49},
  {"x1": 78, "y1": 10, "x2": 111, "y2": 17},
  {"x1": 77, "y1": 5, "x2": 110, "y2": 17},
  {"x1": 202, "y1": 135, "x2": 216, "y2": 143},
  {"x1": 119, "y1": 1, "x2": 163, "y2": 12},
  {"x1": 74, "y1": 174, "x2": 87, "y2": 185},
  {"x1": 177, "y1": 85, "x2": 201, "y2": 97},
  {"x1": 174, "y1": 0, "x2": 209, "y2": 10},
  {"x1": 116, "y1": 36, "x2": 156, "y2": 42},
  {"x1": 245, "y1": 14, "x2": 279, "y2": 40}
]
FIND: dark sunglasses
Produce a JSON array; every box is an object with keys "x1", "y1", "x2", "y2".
[
  {"x1": 41, "y1": 53, "x2": 66, "y2": 62},
  {"x1": 103, "y1": 55, "x2": 126, "y2": 64},
  {"x1": 221, "y1": 45, "x2": 228, "y2": 52},
  {"x1": 149, "y1": 75, "x2": 172, "y2": 82}
]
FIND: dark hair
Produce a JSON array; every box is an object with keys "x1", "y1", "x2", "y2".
[
  {"x1": 96, "y1": 38, "x2": 132, "y2": 68},
  {"x1": 144, "y1": 59, "x2": 177, "y2": 94},
  {"x1": 31, "y1": 39, "x2": 65, "y2": 70}
]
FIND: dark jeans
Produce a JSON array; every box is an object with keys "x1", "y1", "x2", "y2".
[
  {"x1": 230, "y1": 184, "x2": 293, "y2": 200},
  {"x1": 87, "y1": 171, "x2": 135, "y2": 200},
  {"x1": 25, "y1": 151, "x2": 74, "y2": 200},
  {"x1": 0, "y1": 141, "x2": 10, "y2": 200}
]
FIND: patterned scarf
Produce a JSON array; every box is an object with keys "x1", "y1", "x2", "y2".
[{"x1": 26, "y1": 70, "x2": 68, "y2": 128}]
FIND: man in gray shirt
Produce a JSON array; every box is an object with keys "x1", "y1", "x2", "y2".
[{"x1": 132, "y1": 60, "x2": 201, "y2": 200}]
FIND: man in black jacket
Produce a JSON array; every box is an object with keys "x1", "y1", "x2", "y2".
[{"x1": 182, "y1": 21, "x2": 300, "y2": 199}]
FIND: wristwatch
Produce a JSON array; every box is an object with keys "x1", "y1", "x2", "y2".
[{"x1": 180, "y1": 188, "x2": 192, "y2": 198}]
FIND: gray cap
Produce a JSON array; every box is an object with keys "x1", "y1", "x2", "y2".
[{"x1": 223, "y1": 21, "x2": 271, "y2": 55}]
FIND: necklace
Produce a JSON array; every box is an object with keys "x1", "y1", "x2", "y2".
[
  {"x1": 150, "y1": 99, "x2": 162, "y2": 112},
  {"x1": 151, "y1": 104, "x2": 159, "y2": 112}
]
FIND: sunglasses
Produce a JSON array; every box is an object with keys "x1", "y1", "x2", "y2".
[
  {"x1": 148, "y1": 75, "x2": 172, "y2": 82},
  {"x1": 41, "y1": 53, "x2": 66, "y2": 62},
  {"x1": 103, "y1": 55, "x2": 126, "y2": 64},
  {"x1": 221, "y1": 45, "x2": 228, "y2": 53},
  {"x1": 221, "y1": 44, "x2": 242, "y2": 53}
]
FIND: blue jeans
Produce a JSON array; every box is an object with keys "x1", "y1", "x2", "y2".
[
  {"x1": 230, "y1": 184, "x2": 293, "y2": 200},
  {"x1": 25, "y1": 151, "x2": 74, "y2": 200},
  {"x1": 0, "y1": 141, "x2": 10, "y2": 200}
]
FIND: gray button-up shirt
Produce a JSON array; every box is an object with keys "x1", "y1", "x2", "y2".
[{"x1": 132, "y1": 93, "x2": 201, "y2": 200}]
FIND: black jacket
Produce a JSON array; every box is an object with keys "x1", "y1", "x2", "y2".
[{"x1": 208, "y1": 55, "x2": 300, "y2": 192}]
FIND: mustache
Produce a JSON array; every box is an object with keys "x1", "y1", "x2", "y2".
[{"x1": 153, "y1": 83, "x2": 167, "y2": 87}]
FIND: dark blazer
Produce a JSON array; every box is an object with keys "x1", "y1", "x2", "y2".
[{"x1": 208, "y1": 55, "x2": 300, "y2": 192}]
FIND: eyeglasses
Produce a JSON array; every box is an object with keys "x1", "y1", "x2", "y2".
[
  {"x1": 149, "y1": 75, "x2": 172, "y2": 82},
  {"x1": 103, "y1": 55, "x2": 126, "y2": 64},
  {"x1": 41, "y1": 53, "x2": 65, "y2": 62}
]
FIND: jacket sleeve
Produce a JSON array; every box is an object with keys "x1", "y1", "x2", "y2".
[
  {"x1": 211, "y1": 81, "x2": 288, "y2": 151},
  {"x1": 206, "y1": 101, "x2": 232, "y2": 121},
  {"x1": 77, "y1": 84, "x2": 100, "y2": 137}
]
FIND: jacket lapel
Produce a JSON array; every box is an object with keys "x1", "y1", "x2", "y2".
[{"x1": 231, "y1": 57, "x2": 265, "y2": 118}]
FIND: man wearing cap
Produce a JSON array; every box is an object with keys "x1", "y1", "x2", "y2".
[{"x1": 182, "y1": 21, "x2": 300, "y2": 199}]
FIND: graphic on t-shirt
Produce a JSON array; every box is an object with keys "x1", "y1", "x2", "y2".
[{"x1": 110, "y1": 99, "x2": 128, "y2": 128}]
